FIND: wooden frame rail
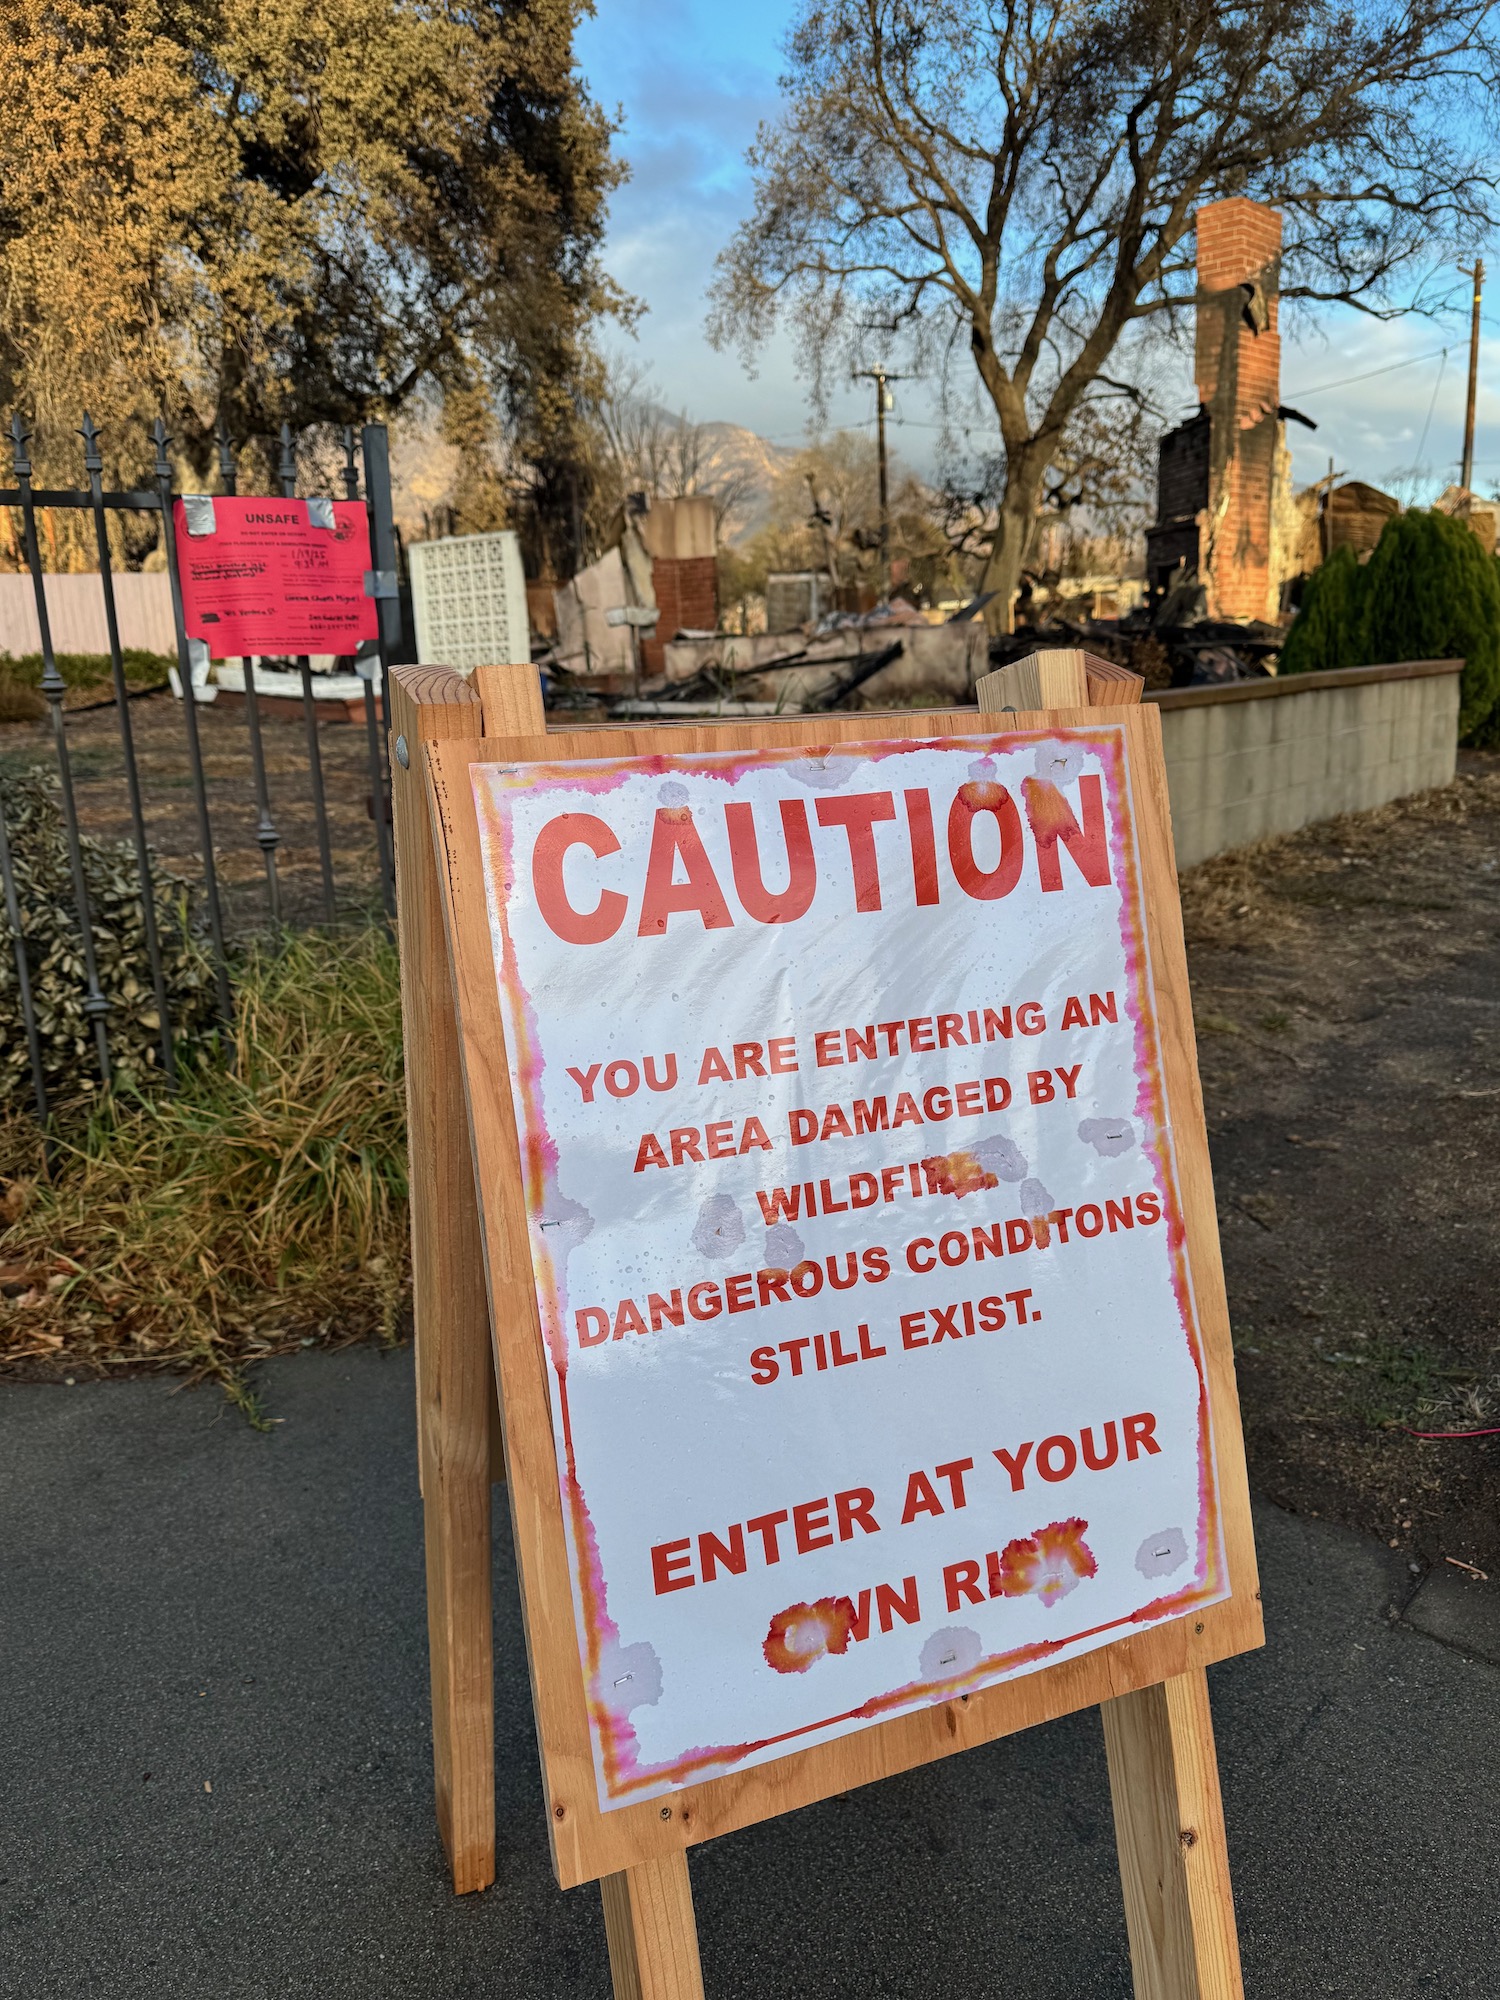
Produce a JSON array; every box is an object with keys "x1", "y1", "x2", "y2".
[{"x1": 389, "y1": 649, "x2": 1254, "y2": 1996}]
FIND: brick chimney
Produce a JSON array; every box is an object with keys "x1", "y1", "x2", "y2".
[
  {"x1": 635, "y1": 496, "x2": 719, "y2": 674},
  {"x1": 1194, "y1": 199, "x2": 1283, "y2": 621}
]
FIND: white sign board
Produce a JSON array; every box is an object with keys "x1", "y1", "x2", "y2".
[{"x1": 472, "y1": 730, "x2": 1227, "y2": 1812}]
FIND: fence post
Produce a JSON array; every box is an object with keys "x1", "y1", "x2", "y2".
[
  {"x1": 10, "y1": 413, "x2": 113, "y2": 1085},
  {"x1": 360, "y1": 423, "x2": 405, "y2": 666},
  {"x1": 216, "y1": 415, "x2": 283, "y2": 926},
  {"x1": 346, "y1": 426, "x2": 395, "y2": 920},
  {"x1": 278, "y1": 424, "x2": 336, "y2": 922},
  {"x1": 154, "y1": 418, "x2": 233, "y2": 1022},
  {"x1": 81, "y1": 413, "x2": 175, "y2": 1079}
]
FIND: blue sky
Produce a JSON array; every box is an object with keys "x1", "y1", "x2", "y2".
[
  {"x1": 575, "y1": 0, "x2": 1500, "y2": 502},
  {"x1": 574, "y1": 0, "x2": 863, "y2": 443}
]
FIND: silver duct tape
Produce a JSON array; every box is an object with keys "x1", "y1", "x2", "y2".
[
  {"x1": 364, "y1": 569, "x2": 398, "y2": 599},
  {"x1": 306, "y1": 497, "x2": 336, "y2": 530},
  {"x1": 182, "y1": 494, "x2": 217, "y2": 537}
]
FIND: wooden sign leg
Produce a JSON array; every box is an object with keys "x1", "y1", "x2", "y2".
[
  {"x1": 976, "y1": 648, "x2": 1242, "y2": 1996},
  {"x1": 389, "y1": 665, "x2": 496, "y2": 1895},
  {"x1": 1101, "y1": 1669, "x2": 1244, "y2": 2000},
  {"x1": 600, "y1": 1853, "x2": 706, "y2": 2000}
]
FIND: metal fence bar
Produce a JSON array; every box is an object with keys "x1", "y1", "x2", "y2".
[
  {"x1": 279, "y1": 423, "x2": 336, "y2": 921},
  {"x1": 0, "y1": 411, "x2": 406, "y2": 1128},
  {"x1": 10, "y1": 413, "x2": 113, "y2": 1086},
  {"x1": 0, "y1": 782, "x2": 49, "y2": 1123},
  {"x1": 80, "y1": 413, "x2": 175, "y2": 1082},
  {"x1": 217, "y1": 418, "x2": 282, "y2": 925},
  {"x1": 361, "y1": 422, "x2": 403, "y2": 928},
  {"x1": 153, "y1": 418, "x2": 233, "y2": 1022},
  {"x1": 344, "y1": 428, "x2": 395, "y2": 920},
  {"x1": 0, "y1": 488, "x2": 161, "y2": 510}
]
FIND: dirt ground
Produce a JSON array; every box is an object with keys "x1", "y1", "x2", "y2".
[
  {"x1": 0, "y1": 686, "x2": 388, "y2": 934},
  {"x1": 1183, "y1": 753, "x2": 1500, "y2": 1575}
]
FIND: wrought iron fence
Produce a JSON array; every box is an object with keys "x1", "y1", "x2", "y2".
[{"x1": 0, "y1": 414, "x2": 403, "y2": 1124}]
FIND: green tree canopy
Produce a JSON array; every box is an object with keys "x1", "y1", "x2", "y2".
[{"x1": 0, "y1": 0, "x2": 623, "y2": 564}]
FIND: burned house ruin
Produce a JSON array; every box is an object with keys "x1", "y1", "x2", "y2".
[{"x1": 1146, "y1": 199, "x2": 1313, "y2": 621}]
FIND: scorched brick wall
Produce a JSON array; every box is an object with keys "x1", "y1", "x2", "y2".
[
  {"x1": 642, "y1": 556, "x2": 718, "y2": 675},
  {"x1": 1194, "y1": 199, "x2": 1283, "y2": 623}
]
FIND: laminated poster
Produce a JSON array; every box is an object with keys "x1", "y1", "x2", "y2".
[
  {"x1": 172, "y1": 496, "x2": 378, "y2": 659},
  {"x1": 472, "y1": 730, "x2": 1228, "y2": 1810}
]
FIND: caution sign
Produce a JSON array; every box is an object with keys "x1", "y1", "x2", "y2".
[{"x1": 470, "y1": 729, "x2": 1227, "y2": 1811}]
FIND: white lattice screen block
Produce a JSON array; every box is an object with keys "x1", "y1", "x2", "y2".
[{"x1": 408, "y1": 530, "x2": 531, "y2": 671}]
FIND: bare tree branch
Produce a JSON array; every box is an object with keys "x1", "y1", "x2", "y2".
[{"x1": 710, "y1": 0, "x2": 1500, "y2": 623}]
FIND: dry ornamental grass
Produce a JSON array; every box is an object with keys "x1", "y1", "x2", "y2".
[{"x1": 0, "y1": 927, "x2": 409, "y2": 1419}]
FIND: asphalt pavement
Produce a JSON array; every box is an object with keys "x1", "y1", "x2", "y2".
[{"x1": 3, "y1": 1346, "x2": 1496, "y2": 1998}]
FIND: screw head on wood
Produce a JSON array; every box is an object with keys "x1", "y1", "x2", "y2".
[{"x1": 395, "y1": 734, "x2": 410, "y2": 768}]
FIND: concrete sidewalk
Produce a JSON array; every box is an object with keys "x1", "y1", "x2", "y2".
[{"x1": 2, "y1": 1346, "x2": 1496, "y2": 1998}]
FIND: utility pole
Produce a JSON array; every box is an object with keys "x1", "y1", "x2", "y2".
[
  {"x1": 854, "y1": 366, "x2": 905, "y2": 596},
  {"x1": 805, "y1": 471, "x2": 841, "y2": 594},
  {"x1": 1461, "y1": 258, "x2": 1484, "y2": 492}
]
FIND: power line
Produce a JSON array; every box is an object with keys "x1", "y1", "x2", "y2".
[
  {"x1": 1413, "y1": 347, "x2": 1450, "y2": 473},
  {"x1": 743, "y1": 337, "x2": 1465, "y2": 452},
  {"x1": 756, "y1": 419, "x2": 877, "y2": 442},
  {"x1": 1286, "y1": 345, "x2": 1450, "y2": 399}
]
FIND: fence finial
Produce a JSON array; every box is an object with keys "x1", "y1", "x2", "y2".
[
  {"x1": 152, "y1": 416, "x2": 172, "y2": 482},
  {"x1": 342, "y1": 424, "x2": 359, "y2": 500},
  {"x1": 9, "y1": 411, "x2": 31, "y2": 479},
  {"x1": 215, "y1": 412, "x2": 236, "y2": 493},
  {"x1": 79, "y1": 411, "x2": 103, "y2": 474},
  {"x1": 278, "y1": 421, "x2": 296, "y2": 493}
]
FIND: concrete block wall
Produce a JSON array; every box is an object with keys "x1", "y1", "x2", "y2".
[{"x1": 1153, "y1": 660, "x2": 1461, "y2": 868}]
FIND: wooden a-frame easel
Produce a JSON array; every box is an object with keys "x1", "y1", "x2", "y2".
[{"x1": 387, "y1": 649, "x2": 1260, "y2": 1999}]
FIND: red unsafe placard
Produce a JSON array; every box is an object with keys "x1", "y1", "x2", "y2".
[{"x1": 173, "y1": 496, "x2": 380, "y2": 659}]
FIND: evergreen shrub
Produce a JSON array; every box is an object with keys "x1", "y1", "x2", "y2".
[
  {"x1": 0, "y1": 774, "x2": 216, "y2": 1109},
  {"x1": 1278, "y1": 509, "x2": 1500, "y2": 741},
  {"x1": 1280, "y1": 544, "x2": 1365, "y2": 676},
  {"x1": 1356, "y1": 510, "x2": 1500, "y2": 742}
]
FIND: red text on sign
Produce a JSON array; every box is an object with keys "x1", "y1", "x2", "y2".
[{"x1": 532, "y1": 776, "x2": 1111, "y2": 944}]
